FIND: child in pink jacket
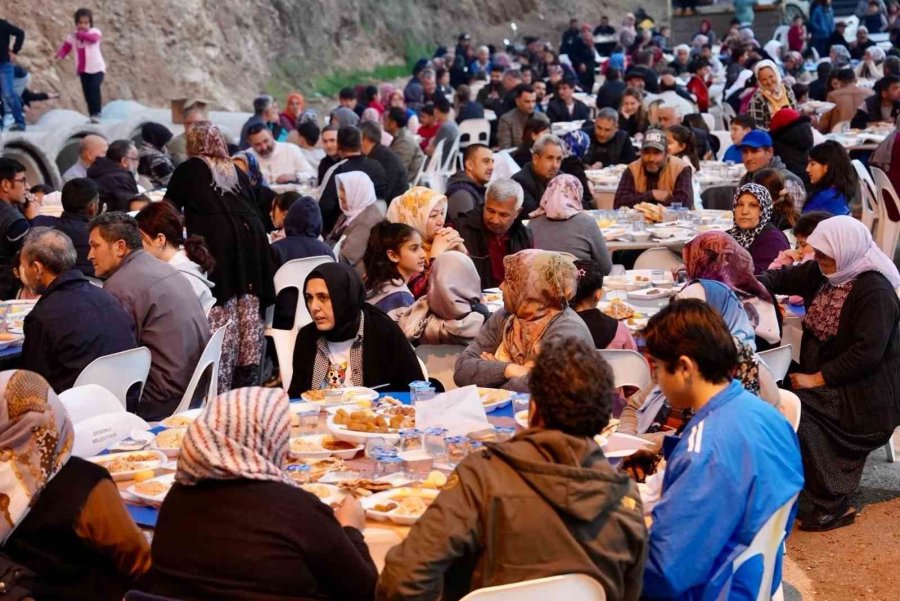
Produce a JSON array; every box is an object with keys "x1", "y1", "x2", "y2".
[{"x1": 56, "y1": 8, "x2": 106, "y2": 122}]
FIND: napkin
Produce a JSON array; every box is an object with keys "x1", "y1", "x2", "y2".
[{"x1": 415, "y1": 385, "x2": 490, "y2": 437}]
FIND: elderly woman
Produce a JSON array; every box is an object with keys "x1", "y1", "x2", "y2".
[
  {"x1": 728, "y1": 183, "x2": 791, "y2": 274},
  {"x1": 398, "y1": 251, "x2": 488, "y2": 346},
  {"x1": 527, "y1": 174, "x2": 612, "y2": 272},
  {"x1": 138, "y1": 121, "x2": 175, "y2": 189},
  {"x1": 288, "y1": 263, "x2": 424, "y2": 395},
  {"x1": 758, "y1": 216, "x2": 900, "y2": 531},
  {"x1": 454, "y1": 250, "x2": 593, "y2": 392},
  {"x1": 387, "y1": 186, "x2": 467, "y2": 297},
  {"x1": 856, "y1": 47, "x2": 886, "y2": 80},
  {"x1": 165, "y1": 121, "x2": 275, "y2": 391},
  {"x1": 682, "y1": 231, "x2": 782, "y2": 350},
  {"x1": 748, "y1": 60, "x2": 799, "y2": 130},
  {"x1": 1, "y1": 370, "x2": 150, "y2": 600},
  {"x1": 326, "y1": 171, "x2": 386, "y2": 277},
  {"x1": 143, "y1": 387, "x2": 377, "y2": 600}
]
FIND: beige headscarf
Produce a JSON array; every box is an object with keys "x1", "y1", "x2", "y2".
[{"x1": 386, "y1": 187, "x2": 448, "y2": 250}]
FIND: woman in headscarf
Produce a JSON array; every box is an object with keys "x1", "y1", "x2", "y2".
[
  {"x1": 454, "y1": 250, "x2": 593, "y2": 392},
  {"x1": 361, "y1": 107, "x2": 393, "y2": 146},
  {"x1": 759, "y1": 216, "x2": 900, "y2": 531},
  {"x1": 682, "y1": 230, "x2": 782, "y2": 350},
  {"x1": 558, "y1": 129, "x2": 593, "y2": 206},
  {"x1": 164, "y1": 122, "x2": 276, "y2": 391},
  {"x1": 232, "y1": 149, "x2": 277, "y2": 231},
  {"x1": 527, "y1": 174, "x2": 612, "y2": 271},
  {"x1": 397, "y1": 250, "x2": 488, "y2": 346},
  {"x1": 138, "y1": 121, "x2": 175, "y2": 189},
  {"x1": 747, "y1": 60, "x2": 798, "y2": 130},
  {"x1": 727, "y1": 182, "x2": 791, "y2": 273},
  {"x1": 386, "y1": 186, "x2": 468, "y2": 298},
  {"x1": 326, "y1": 171, "x2": 385, "y2": 277},
  {"x1": 288, "y1": 263, "x2": 424, "y2": 395},
  {"x1": 278, "y1": 91, "x2": 305, "y2": 132},
  {"x1": 856, "y1": 46, "x2": 886, "y2": 80},
  {"x1": 142, "y1": 387, "x2": 377, "y2": 600},
  {"x1": 1, "y1": 370, "x2": 150, "y2": 600}
]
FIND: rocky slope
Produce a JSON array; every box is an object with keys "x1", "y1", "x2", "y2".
[{"x1": 9, "y1": 0, "x2": 640, "y2": 116}]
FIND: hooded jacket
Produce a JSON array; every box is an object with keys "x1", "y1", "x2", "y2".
[
  {"x1": 168, "y1": 251, "x2": 216, "y2": 316},
  {"x1": 445, "y1": 171, "x2": 486, "y2": 226},
  {"x1": 377, "y1": 428, "x2": 648, "y2": 601},
  {"x1": 87, "y1": 157, "x2": 139, "y2": 213},
  {"x1": 770, "y1": 117, "x2": 814, "y2": 187},
  {"x1": 270, "y1": 196, "x2": 334, "y2": 269}
]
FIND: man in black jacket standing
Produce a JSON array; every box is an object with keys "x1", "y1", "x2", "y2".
[
  {"x1": 359, "y1": 121, "x2": 407, "y2": 203},
  {"x1": 0, "y1": 19, "x2": 25, "y2": 131},
  {"x1": 87, "y1": 139, "x2": 139, "y2": 213}
]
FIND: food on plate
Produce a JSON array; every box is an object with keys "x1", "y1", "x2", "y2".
[
  {"x1": 155, "y1": 428, "x2": 186, "y2": 450},
  {"x1": 0, "y1": 332, "x2": 20, "y2": 342},
  {"x1": 300, "y1": 484, "x2": 334, "y2": 499},
  {"x1": 322, "y1": 439, "x2": 358, "y2": 451},
  {"x1": 483, "y1": 292, "x2": 502, "y2": 303},
  {"x1": 392, "y1": 495, "x2": 431, "y2": 517},
  {"x1": 291, "y1": 437, "x2": 324, "y2": 453},
  {"x1": 603, "y1": 298, "x2": 636, "y2": 320},
  {"x1": 305, "y1": 457, "x2": 345, "y2": 481},
  {"x1": 134, "y1": 480, "x2": 170, "y2": 497},
  {"x1": 477, "y1": 388, "x2": 511, "y2": 406},
  {"x1": 595, "y1": 218, "x2": 615, "y2": 228},
  {"x1": 373, "y1": 501, "x2": 399, "y2": 513},
  {"x1": 422, "y1": 471, "x2": 447, "y2": 489},
  {"x1": 132, "y1": 469, "x2": 156, "y2": 483},
  {"x1": 634, "y1": 202, "x2": 664, "y2": 222},
  {"x1": 303, "y1": 389, "x2": 327, "y2": 402},
  {"x1": 338, "y1": 478, "x2": 394, "y2": 496},
  {"x1": 634, "y1": 275, "x2": 650, "y2": 283},
  {"x1": 96, "y1": 452, "x2": 160, "y2": 474},
  {"x1": 333, "y1": 408, "x2": 403, "y2": 432},
  {"x1": 161, "y1": 415, "x2": 194, "y2": 428}
]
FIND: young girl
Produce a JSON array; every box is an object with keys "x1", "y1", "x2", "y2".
[
  {"x1": 666, "y1": 125, "x2": 702, "y2": 208},
  {"x1": 570, "y1": 259, "x2": 637, "y2": 352},
  {"x1": 618, "y1": 88, "x2": 649, "y2": 137},
  {"x1": 269, "y1": 191, "x2": 300, "y2": 242},
  {"x1": 805, "y1": 141, "x2": 856, "y2": 215},
  {"x1": 363, "y1": 221, "x2": 426, "y2": 317},
  {"x1": 55, "y1": 8, "x2": 106, "y2": 122}
]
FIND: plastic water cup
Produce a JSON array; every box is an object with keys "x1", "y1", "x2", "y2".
[{"x1": 424, "y1": 427, "x2": 448, "y2": 462}]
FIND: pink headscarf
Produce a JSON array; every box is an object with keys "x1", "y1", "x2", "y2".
[
  {"x1": 530, "y1": 174, "x2": 583, "y2": 220},
  {"x1": 807, "y1": 216, "x2": 900, "y2": 287}
]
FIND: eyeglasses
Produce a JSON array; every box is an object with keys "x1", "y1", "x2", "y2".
[
  {"x1": 12, "y1": 177, "x2": 26, "y2": 185},
  {"x1": 126, "y1": 155, "x2": 140, "y2": 162}
]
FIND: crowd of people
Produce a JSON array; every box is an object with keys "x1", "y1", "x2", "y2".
[{"x1": 0, "y1": 4, "x2": 897, "y2": 601}]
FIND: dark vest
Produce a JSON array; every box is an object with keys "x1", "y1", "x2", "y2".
[{"x1": 0, "y1": 201, "x2": 23, "y2": 299}]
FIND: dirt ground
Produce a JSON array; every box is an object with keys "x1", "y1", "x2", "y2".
[{"x1": 782, "y1": 431, "x2": 900, "y2": 601}]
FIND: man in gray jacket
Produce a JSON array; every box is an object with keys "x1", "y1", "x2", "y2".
[
  {"x1": 88, "y1": 212, "x2": 210, "y2": 420},
  {"x1": 384, "y1": 107, "x2": 424, "y2": 182}
]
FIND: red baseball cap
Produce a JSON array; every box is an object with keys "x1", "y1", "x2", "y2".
[{"x1": 769, "y1": 108, "x2": 804, "y2": 133}]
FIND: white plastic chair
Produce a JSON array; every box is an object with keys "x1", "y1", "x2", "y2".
[
  {"x1": 414, "y1": 139, "x2": 446, "y2": 188},
  {"x1": 757, "y1": 345, "x2": 793, "y2": 384},
  {"x1": 460, "y1": 574, "x2": 606, "y2": 601},
  {"x1": 885, "y1": 432, "x2": 897, "y2": 463},
  {"x1": 60, "y1": 385, "x2": 126, "y2": 424},
  {"x1": 170, "y1": 323, "x2": 228, "y2": 416},
  {"x1": 72, "y1": 411, "x2": 151, "y2": 458},
  {"x1": 416, "y1": 344, "x2": 466, "y2": 391},
  {"x1": 598, "y1": 349, "x2": 652, "y2": 391},
  {"x1": 633, "y1": 248, "x2": 683, "y2": 270},
  {"x1": 731, "y1": 493, "x2": 799, "y2": 601},
  {"x1": 457, "y1": 118, "x2": 491, "y2": 148},
  {"x1": 711, "y1": 131, "x2": 733, "y2": 160},
  {"x1": 700, "y1": 113, "x2": 715, "y2": 131},
  {"x1": 417, "y1": 356, "x2": 429, "y2": 381},
  {"x1": 852, "y1": 159, "x2": 879, "y2": 233},
  {"x1": 441, "y1": 135, "x2": 461, "y2": 175},
  {"x1": 776, "y1": 389, "x2": 801, "y2": 432},
  {"x1": 491, "y1": 150, "x2": 522, "y2": 181},
  {"x1": 331, "y1": 236, "x2": 346, "y2": 263},
  {"x1": 871, "y1": 167, "x2": 900, "y2": 256},
  {"x1": 72, "y1": 347, "x2": 152, "y2": 410}
]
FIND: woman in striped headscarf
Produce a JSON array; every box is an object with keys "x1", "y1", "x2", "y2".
[{"x1": 144, "y1": 387, "x2": 377, "y2": 600}]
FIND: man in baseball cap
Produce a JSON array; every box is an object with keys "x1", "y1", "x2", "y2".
[
  {"x1": 737, "y1": 128, "x2": 808, "y2": 208},
  {"x1": 613, "y1": 128, "x2": 695, "y2": 208}
]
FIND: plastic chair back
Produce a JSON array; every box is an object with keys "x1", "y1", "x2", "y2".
[
  {"x1": 731, "y1": 493, "x2": 799, "y2": 601},
  {"x1": 700, "y1": 112, "x2": 715, "y2": 131},
  {"x1": 460, "y1": 574, "x2": 606, "y2": 601},
  {"x1": 776, "y1": 389, "x2": 801, "y2": 432},
  {"x1": 273, "y1": 256, "x2": 335, "y2": 331},
  {"x1": 491, "y1": 150, "x2": 522, "y2": 181},
  {"x1": 72, "y1": 411, "x2": 151, "y2": 457},
  {"x1": 60, "y1": 384, "x2": 127, "y2": 424},
  {"x1": 170, "y1": 323, "x2": 228, "y2": 416},
  {"x1": 72, "y1": 347, "x2": 152, "y2": 410},
  {"x1": 711, "y1": 131, "x2": 733, "y2": 160},
  {"x1": 633, "y1": 247, "x2": 684, "y2": 270},
  {"x1": 271, "y1": 328, "x2": 299, "y2": 392},
  {"x1": 852, "y1": 159, "x2": 879, "y2": 233},
  {"x1": 416, "y1": 344, "x2": 467, "y2": 391},
  {"x1": 757, "y1": 345, "x2": 792, "y2": 384},
  {"x1": 871, "y1": 166, "x2": 900, "y2": 256},
  {"x1": 458, "y1": 119, "x2": 491, "y2": 148},
  {"x1": 598, "y1": 349, "x2": 652, "y2": 391}
]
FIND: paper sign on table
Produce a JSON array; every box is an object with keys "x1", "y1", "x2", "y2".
[{"x1": 414, "y1": 385, "x2": 490, "y2": 437}]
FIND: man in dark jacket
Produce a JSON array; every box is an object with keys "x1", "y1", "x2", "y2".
[
  {"x1": 595, "y1": 67, "x2": 625, "y2": 110},
  {"x1": 850, "y1": 75, "x2": 900, "y2": 128},
  {"x1": 87, "y1": 139, "x2": 139, "y2": 213},
  {"x1": 584, "y1": 108, "x2": 638, "y2": 167},
  {"x1": 808, "y1": 62, "x2": 833, "y2": 102},
  {"x1": 318, "y1": 126, "x2": 388, "y2": 235},
  {"x1": 512, "y1": 133, "x2": 563, "y2": 214},
  {"x1": 458, "y1": 178, "x2": 534, "y2": 288},
  {"x1": 0, "y1": 158, "x2": 29, "y2": 299},
  {"x1": 359, "y1": 121, "x2": 408, "y2": 203},
  {"x1": 20, "y1": 227, "x2": 136, "y2": 392},
  {"x1": 545, "y1": 77, "x2": 591, "y2": 123},
  {"x1": 378, "y1": 335, "x2": 648, "y2": 601},
  {"x1": 31, "y1": 178, "x2": 98, "y2": 277},
  {"x1": 445, "y1": 144, "x2": 493, "y2": 226},
  {"x1": 769, "y1": 108, "x2": 814, "y2": 188}
]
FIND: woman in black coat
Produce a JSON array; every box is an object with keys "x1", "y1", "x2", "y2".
[
  {"x1": 288, "y1": 263, "x2": 424, "y2": 396},
  {"x1": 758, "y1": 216, "x2": 900, "y2": 532}
]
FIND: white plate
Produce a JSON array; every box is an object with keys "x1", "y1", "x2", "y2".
[
  {"x1": 298, "y1": 482, "x2": 345, "y2": 506},
  {"x1": 159, "y1": 408, "x2": 203, "y2": 428},
  {"x1": 361, "y1": 487, "x2": 440, "y2": 525},
  {"x1": 301, "y1": 387, "x2": 379, "y2": 407},
  {"x1": 0, "y1": 334, "x2": 23, "y2": 350},
  {"x1": 151, "y1": 428, "x2": 187, "y2": 458},
  {"x1": 595, "y1": 432, "x2": 654, "y2": 458},
  {"x1": 477, "y1": 388, "x2": 513, "y2": 412},
  {"x1": 651, "y1": 227, "x2": 689, "y2": 239},
  {"x1": 88, "y1": 450, "x2": 168, "y2": 482},
  {"x1": 107, "y1": 429, "x2": 155, "y2": 452},
  {"x1": 326, "y1": 415, "x2": 402, "y2": 444},
  {"x1": 515, "y1": 410, "x2": 529, "y2": 429},
  {"x1": 126, "y1": 473, "x2": 176, "y2": 505},
  {"x1": 604, "y1": 277, "x2": 649, "y2": 292},
  {"x1": 627, "y1": 287, "x2": 675, "y2": 301},
  {"x1": 289, "y1": 434, "x2": 363, "y2": 460}
]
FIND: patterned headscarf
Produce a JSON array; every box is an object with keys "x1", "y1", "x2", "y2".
[
  {"x1": 186, "y1": 121, "x2": 240, "y2": 195},
  {"x1": 335, "y1": 171, "x2": 377, "y2": 225},
  {"x1": 682, "y1": 231, "x2": 773, "y2": 302},
  {"x1": 176, "y1": 387, "x2": 293, "y2": 486},
  {"x1": 754, "y1": 60, "x2": 791, "y2": 111},
  {"x1": 728, "y1": 182, "x2": 774, "y2": 250},
  {"x1": 807, "y1": 215, "x2": 900, "y2": 288},
  {"x1": 561, "y1": 130, "x2": 591, "y2": 160},
  {"x1": 0, "y1": 370, "x2": 73, "y2": 543},
  {"x1": 386, "y1": 186, "x2": 448, "y2": 245},
  {"x1": 530, "y1": 174, "x2": 583, "y2": 220},
  {"x1": 231, "y1": 150, "x2": 268, "y2": 188},
  {"x1": 497, "y1": 250, "x2": 577, "y2": 365}
]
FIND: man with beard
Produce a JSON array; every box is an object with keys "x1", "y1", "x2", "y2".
[
  {"x1": 584, "y1": 108, "x2": 638, "y2": 167},
  {"x1": 445, "y1": 144, "x2": 494, "y2": 226},
  {"x1": 513, "y1": 133, "x2": 563, "y2": 214},
  {"x1": 614, "y1": 129, "x2": 693, "y2": 208},
  {"x1": 476, "y1": 65, "x2": 506, "y2": 114},
  {"x1": 246, "y1": 123, "x2": 315, "y2": 184}
]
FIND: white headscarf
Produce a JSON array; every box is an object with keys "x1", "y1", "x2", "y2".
[
  {"x1": 335, "y1": 171, "x2": 377, "y2": 225},
  {"x1": 807, "y1": 216, "x2": 900, "y2": 287}
]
